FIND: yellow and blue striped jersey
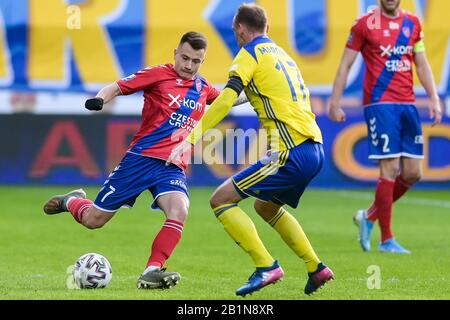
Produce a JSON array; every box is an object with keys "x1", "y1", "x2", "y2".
[{"x1": 229, "y1": 35, "x2": 322, "y2": 151}]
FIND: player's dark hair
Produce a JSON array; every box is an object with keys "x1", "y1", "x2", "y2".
[
  {"x1": 179, "y1": 32, "x2": 208, "y2": 50},
  {"x1": 233, "y1": 3, "x2": 267, "y2": 33}
]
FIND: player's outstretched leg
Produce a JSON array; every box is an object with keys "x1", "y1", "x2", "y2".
[
  {"x1": 137, "y1": 267, "x2": 181, "y2": 289},
  {"x1": 353, "y1": 209, "x2": 374, "y2": 252},
  {"x1": 43, "y1": 189, "x2": 86, "y2": 215},
  {"x1": 304, "y1": 262, "x2": 334, "y2": 295},
  {"x1": 236, "y1": 260, "x2": 284, "y2": 297}
]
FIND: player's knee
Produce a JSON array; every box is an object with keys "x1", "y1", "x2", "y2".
[
  {"x1": 210, "y1": 184, "x2": 239, "y2": 210},
  {"x1": 84, "y1": 218, "x2": 106, "y2": 230},
  {"x1": 83, "y1": 213, "x2": 107, "y2": 230},
  {"x1": 390, "y1": 166, "x2": 401, "y2": 178},
  {"x1": 382, "y1": 165, "x2": 401, "y2": 180},
  {"x1": 209, "y1": 195, "x2": 229, "y2": 211},
  {"x1": 253, "y1": 202, "x2": 277, "y2": 222},
  {"x1": 166, "y1": 206, "x2": 189, "y2": 223},
  {"x1": 209, "y1": 194, "x2": 222, "y2": 210},
  {"x1": 403, "y1": 170, "x2": 422, "y2": 184},
  {"x1": 253, "y1": 201, "x2": 265, "y2": 215}
]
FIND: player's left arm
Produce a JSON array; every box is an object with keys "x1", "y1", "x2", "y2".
[
  {"x1": 188, "y1": 86, "x2": 239, "y2": 145},
  {"x1": 207, "y1": 84, "x2": 248, "y2": 107},
  {"x1": 186, "y1": 75, "x2": 245, "y2": 145},
  {"x1": 414, "y1": 50, "x2": 442, "y2": 126}
]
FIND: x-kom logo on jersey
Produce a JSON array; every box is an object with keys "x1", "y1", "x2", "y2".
[
  {"x1": 380, "y1": 45, "x2": 413, "y2": 58},
  {"x1": 168, "y1": 93, "x2": 204, "y2": 111},
  {"x1": 168, "y1": 93, "x2": 182, "y2": 107},
  {"x1": 380, "y1": 45, "x2": 393, "y2": 57}
]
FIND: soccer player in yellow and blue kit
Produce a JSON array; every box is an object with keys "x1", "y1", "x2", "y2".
[{"x1": 169, "y1": 3, "x2": 334, "y2": 296}]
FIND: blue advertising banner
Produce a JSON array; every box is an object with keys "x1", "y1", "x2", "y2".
[{"x1": 1, "y1": 114, "x2": 448, "y2": 188}]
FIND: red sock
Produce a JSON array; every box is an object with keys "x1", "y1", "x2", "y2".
[
  {"x1": 67, "y1": 198, "x2": 93, "y2": 224},
  {"x1": 366, "y1": 203, "x2": 377, "y2": 222},
  {"x1": 367, "y1": 175, "x2": 413, "y2": 222},
  {"x1": 393, "y1": 175, "x2": 412, "y2": 202},
  {"x1": 147, "y1": 219, "x2": 184, "y2": 268},
  {"x1": 373, "y1": 177, "x2": 395, "y2": 242}
]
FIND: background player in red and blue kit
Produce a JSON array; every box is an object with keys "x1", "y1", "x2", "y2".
[
  {"x1": 328, "y1": 0, "x2": 442, "y2": 253},
  {"x1": 43, "y1": 32, "x2": 222, "y2": 289}
]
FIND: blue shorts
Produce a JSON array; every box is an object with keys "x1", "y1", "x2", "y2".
[
  {"x1": 364, "y1": 104, "x2": 423, "y2": 159},
  {"x1": 94, "y1": 152, "x2": 189, "y2": 212},
  {"x1": 231, "y1": 140, "x2": 324, "y2": 209}
]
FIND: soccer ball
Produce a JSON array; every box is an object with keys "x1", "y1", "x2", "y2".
[{"x1": 72, "y1": 253, "x2": 113, "y2": 289}]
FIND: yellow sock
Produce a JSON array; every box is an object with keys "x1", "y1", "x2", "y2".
[
  {"x1": 268, "y1": 208, "x2": 320, "y2": 273},
  {"x1": 214, "y1": 204, "x2": 274, "y2": 268}
]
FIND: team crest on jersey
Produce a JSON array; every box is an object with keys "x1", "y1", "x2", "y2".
[
  {"x1": 195, "y1": 78, "x2": 202, "y2": 92},
  {"x1": 402, "y1": 27, "x2": 411, "y2": 38}
]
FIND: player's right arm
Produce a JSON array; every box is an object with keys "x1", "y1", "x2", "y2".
[
  {"x1": 85, "y1": 83, "x2": 122, "y2": 111},
  {"x1": 96, "y1": 82, "x2": 122, "y2": 104},
  {"x1": 85, "y1": 67, "x2": 160, "y2": 111},
  {"x1": 328, "y1": 48, "x2": 358, "y2": 122},
  {"x1": 329, "y1": 17, "x2": 365, "y2": 122}
]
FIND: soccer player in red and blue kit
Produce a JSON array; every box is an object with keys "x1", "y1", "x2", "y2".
[
  {"x1": 329, "y1": 0, "x2": 442, "y2": 253},
  {"x1": 43, "y1": 32, "x2": 222, "y2": 289}
]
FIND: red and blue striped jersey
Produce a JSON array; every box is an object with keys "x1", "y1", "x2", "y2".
[
  {"x1": 117, "y1": 64, "x2": 220, "y2": 170},
  {"x1": 346, "y1": 9, "x2": 423, "y2": 105}
]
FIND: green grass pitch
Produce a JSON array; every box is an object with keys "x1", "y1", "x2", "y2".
[{"x1": 0, "y1": 186, "x2": 449, "y2": 300}]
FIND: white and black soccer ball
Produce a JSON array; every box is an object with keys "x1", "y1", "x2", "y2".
[{"x1": 72, "y1": 253, "x2": 112, "y2": 289}]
